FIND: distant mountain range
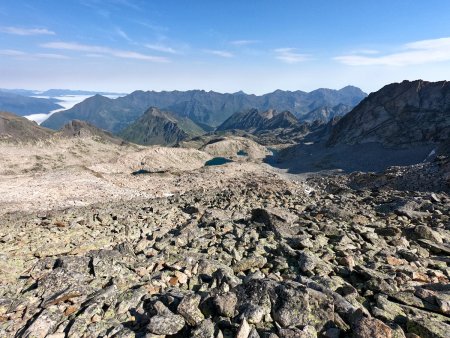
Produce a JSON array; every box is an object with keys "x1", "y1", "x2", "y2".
[
  {"x1": 42, "y1": 86, "x2": 367, "y2": 132},
  {"x1": 0, "y1": 88, "x2": 125, "y2": 121},
  {"x1": 2, "y1": 79, "x2": 449, "y2": 173},
  {"x1": 0, "y1": 88, "x2": 125, "y2": 97},
  {"x1": 0, "y1": 92, "x2": 63, "y2": 116},
  {"x1": 59, "y1": 119, "x2": 125, "y2": 145}
]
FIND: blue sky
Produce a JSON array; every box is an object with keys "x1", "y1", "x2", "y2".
[{"x1": 1, "y1": 0, "x2": 450, "y2": 94}]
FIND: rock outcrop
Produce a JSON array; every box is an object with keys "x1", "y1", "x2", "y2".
[
  {"x1": 0, "y1": 111, "x2": 55, "y2": 143},
  {"x1": 199, "y1": 136, "x2": 270, "y2": 160},
  {"x1": 59, "y1": 119, "x2": 126, "y2": 145}
]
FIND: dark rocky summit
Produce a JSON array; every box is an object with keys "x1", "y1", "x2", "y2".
[
  {"x1": 328, "y1": 80, "x2": 450, "y2": 148},
  {"x1": 1, "y1": 164, "x2": 449, "y2": 337},
  {"x1": 118, "y1": 107, "x2": 205, "y2": 146}
]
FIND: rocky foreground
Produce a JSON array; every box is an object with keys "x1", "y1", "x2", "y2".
[{"x1": 0, "y1": 159, "x2": 449, "y2": 338}]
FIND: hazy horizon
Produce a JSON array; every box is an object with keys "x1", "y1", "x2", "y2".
[{"x1": 1, "y1": 1, "x2": 450, "y2": 94}]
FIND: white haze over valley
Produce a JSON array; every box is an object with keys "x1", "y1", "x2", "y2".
[{"x1": 24, "y1": 94, "x2": 122, "y2": 124}]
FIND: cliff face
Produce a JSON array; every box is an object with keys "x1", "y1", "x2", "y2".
[{"x1": 328, "y1": 80, "x2": 450, "y2": 148}]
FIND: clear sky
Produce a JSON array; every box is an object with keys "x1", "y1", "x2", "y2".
[{"x1": 1, "y1": 0, "x2": 450, "y2": 94}]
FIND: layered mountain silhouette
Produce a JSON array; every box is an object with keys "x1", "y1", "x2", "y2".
[
  {"x1": 42, "y1": 87, "x2": 367, "y2": 132},
  {"x1": 0, "y1": 111, "x2": 124, "y2": 144},
  {"x1": 0, "y1": 91, "x2": 63, "y2": 116},
  {"x1": 118, "y1": 107, "x2": 205, "y2": 146},
  {"x1": 3, "y1": 80, "x2": 450, "y2": 172}
]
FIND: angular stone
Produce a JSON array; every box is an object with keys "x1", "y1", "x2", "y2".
[
  {"x1": 147, "y1": 314, "x2": 185, "y2": 335},
  {"x1": 177, "y1": 294, "x2": 204, "y2": 326},
  {"x1": 278, "y1": 325, "x2": 317, "y2": 338},
  {"x1": 236, "y1": 318, "x2": 251, "y2": 338},
  {"x1": 351, "y1": 316, "x2": 392, "y2": 338},
  {"x1": 191, "y1": 318, "x2": 215, "y2": 338},
  {"x1": 407, "y1": 316, "x2": 450, "y2": 338},
  {"x1": 213, "y1": 292, "x2": 237, "y2": 318},
  {"x1": 115, "y1": 286, "x2": 146, "y2": 315},
  {"x1": 251, "y1": 208, "x2": 298, "y2": 238},
  {"x1": 271, "y1": 283, "x2": 334, "y2": 331},
  {"x1": 22, "y1": 306, "x2": 61, "y2": 338},
  {"x1": 233, "y1": 256, "x2": 267, "y2": 273},
  {"x1": 242, "y1": 304, "x2": 265, "y2": 324},
  {"x1": 415, "y1": 225, "x2": 443, "y2": 243}
]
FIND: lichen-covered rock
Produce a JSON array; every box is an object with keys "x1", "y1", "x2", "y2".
[
  {"x1": 177, "y1": 293, "x2": 204, "y2": 326},
  {"x1": 271, "y1": 283, "x2": 334, "y2": 330},
  {"x1": 351, "y1": 316, "x2": 392, "y2": 338},
  {"x1": 213, "y1": 292, "x2": 238, "y2": 318},
  {"x1": 191, "y1": 318, "x2": 215, "y2": 338},
  {"x1": 147, "y1": 314, "x2": 185, "y2": 335}
]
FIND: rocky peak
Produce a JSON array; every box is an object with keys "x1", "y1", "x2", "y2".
[
  {"x1": 59, "y1": 119, "x2": 125, "y2": 144},
  {"x1": 118, "y1": 107, "x2": 205, "y2": 146},
  {"x1": 328, "y1": 80, "x2": 450, "y2": 147}
]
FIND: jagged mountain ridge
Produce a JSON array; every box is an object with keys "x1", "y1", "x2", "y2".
[
  {"x1": 217, "y1": 108, "x2": 300, "y2": 132},
  {"x1": 118, "y1": 107, "x2": 205, "y2": 146},
  {"x1": 302, "y1": 103, "x2": 353, "y2": 123},
  {"x1": 42, "y1": 86, "x2": 367, "y2": 132}
]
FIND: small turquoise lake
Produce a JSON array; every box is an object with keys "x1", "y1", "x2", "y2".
[{"x1": 205, "y1": 157, "x2": 233, "y2": 166}]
